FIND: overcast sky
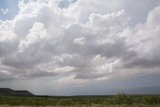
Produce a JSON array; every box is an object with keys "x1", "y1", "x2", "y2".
[{"x1": 0, "y1": 0, "x2": 160, "y2": 95}]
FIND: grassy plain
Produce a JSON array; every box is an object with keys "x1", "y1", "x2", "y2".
[{"x1": 0, "y1": 94, "x2": 160, "y2": 107}]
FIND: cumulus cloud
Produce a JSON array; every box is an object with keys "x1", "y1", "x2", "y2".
[{"x1": 0, "y1": 0, "x2": 160, "y2": 85}]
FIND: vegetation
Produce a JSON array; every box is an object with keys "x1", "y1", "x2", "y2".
[{"x1": 0, "y1": 93, "x2": 160, "y2": 106}]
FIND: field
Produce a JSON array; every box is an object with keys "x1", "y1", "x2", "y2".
[{"x1": 0, "y1": 94, "x2": 160, "y2": 107}]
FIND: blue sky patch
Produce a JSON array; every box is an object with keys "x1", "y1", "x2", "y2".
[{"x1": 0, "y1": 0, "x2": 20, "y2": 20}]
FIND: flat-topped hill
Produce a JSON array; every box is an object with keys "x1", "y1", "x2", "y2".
[{"x1": 0, "y1": 88, "x2": 34, "y2": 96}]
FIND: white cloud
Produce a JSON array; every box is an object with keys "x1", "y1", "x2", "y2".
[
  {"x1": 0, "y1": 0, "x2": 160, "y2": 94},
  {"x1": 18, "y1": 22, "x2": 47, "y2": 52},
  {"x1": 73, "y1": 36, "x2": 85, "y2": 45},
  {"x1": 0, "y1": 9, "x2": 9, "y2": 15}
]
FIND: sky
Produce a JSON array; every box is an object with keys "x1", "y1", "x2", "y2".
[{"x1": 0, "y1": 0, "x2": 160, "y2": 95}]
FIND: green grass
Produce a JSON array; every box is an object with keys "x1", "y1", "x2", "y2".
[
  {"x1": 0, "y1": 94, "x2": 160, "y2": 106},
  {"x1": 0, "y1": 105, "x2": 160, "y2": 107}
]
